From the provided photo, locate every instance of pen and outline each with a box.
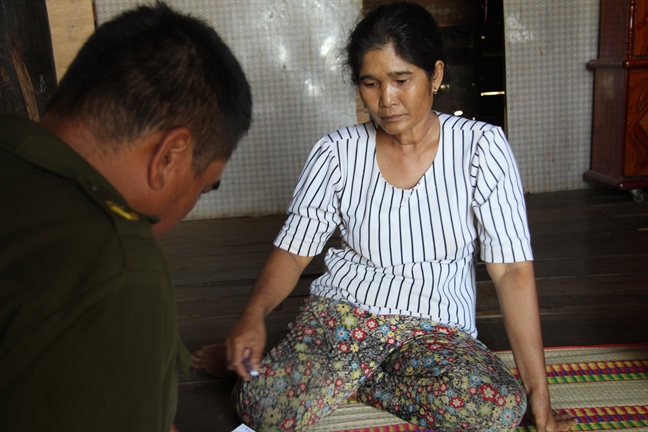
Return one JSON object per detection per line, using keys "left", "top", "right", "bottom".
{"left": 242, "top": 349, "right": 259, "bottom": 377}
{"left": 242, "top": 357, "right": 259, "bottom": 377}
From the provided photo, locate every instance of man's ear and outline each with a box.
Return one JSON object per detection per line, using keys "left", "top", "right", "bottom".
{"left": 148, "top": 127, "right": 193, "bottom": 191}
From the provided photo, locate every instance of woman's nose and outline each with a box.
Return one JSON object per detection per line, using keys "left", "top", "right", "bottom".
{"left": 380, "top": 85, "right": 397, "bottom": 107}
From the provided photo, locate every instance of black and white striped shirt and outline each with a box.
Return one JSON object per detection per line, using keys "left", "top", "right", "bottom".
{"left": 275, "top": 113, "right": 533, "bottom": 336}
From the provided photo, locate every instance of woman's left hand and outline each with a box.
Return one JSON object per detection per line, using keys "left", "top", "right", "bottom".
{"left": 487, "top": 261, "right": 577, "bottom": 432}
{"left": 527, "top": 391, "right": 577, "bottom": 431}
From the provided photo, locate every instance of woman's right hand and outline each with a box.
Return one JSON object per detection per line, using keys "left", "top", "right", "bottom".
{"left": 225, "top": 247, "right": 313, "bottom": 381}
{"left": 225, "top": 308, "right": 267, "bottom": 381}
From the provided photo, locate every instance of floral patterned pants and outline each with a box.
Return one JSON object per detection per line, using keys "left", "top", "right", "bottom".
{"left": 234, "top": 296, "right": 526, "bottom": 431}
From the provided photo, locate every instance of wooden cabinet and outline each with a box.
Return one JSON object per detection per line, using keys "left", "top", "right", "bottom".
{"left": 585, "top": 0, "right": 648, "bottom": 202}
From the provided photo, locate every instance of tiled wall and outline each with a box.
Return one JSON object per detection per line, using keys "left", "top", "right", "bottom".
{"left": 95, "top": 0, "right": 361, "bottom": 219}
{"left": 95, "top": 0, "right": 599, "bottom": 219}
{"left": 503, "top": 0, "right": 599, "bottom": 193}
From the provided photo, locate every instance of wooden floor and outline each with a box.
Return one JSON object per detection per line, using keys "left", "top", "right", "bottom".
{"left": 159, "top": 188, "right": 648, "bottom": 432}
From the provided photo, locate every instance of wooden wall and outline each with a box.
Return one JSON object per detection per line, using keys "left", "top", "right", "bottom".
{"left": 0, "top": 0, "right": 57, "bottom": 120}
{"left": 45, "top": 0, "right": 95, "bottom": 81}
{"left": 0, "top": 0, "right": 94, "bottom": 120}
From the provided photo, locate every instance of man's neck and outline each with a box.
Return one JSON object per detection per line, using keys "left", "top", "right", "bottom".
{"left": 38, "top": 112, "right": 149, "bottom": 208}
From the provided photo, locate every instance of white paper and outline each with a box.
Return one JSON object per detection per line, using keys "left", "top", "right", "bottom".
{"left": 232, "top": 424, "right": 256, "bottom": 432}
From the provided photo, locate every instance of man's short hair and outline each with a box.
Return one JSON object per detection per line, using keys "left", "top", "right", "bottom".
{"left": 46, "top": 1, "right": 252, "bottom": 173}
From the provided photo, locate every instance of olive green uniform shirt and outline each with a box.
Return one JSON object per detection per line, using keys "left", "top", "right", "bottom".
{"left": 0, "top": 114, "right": 191, "bottom": 431}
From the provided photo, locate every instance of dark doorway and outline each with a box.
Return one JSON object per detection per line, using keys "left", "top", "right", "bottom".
{"left": 363, "top": 0, "right": 507, "bottom": 129}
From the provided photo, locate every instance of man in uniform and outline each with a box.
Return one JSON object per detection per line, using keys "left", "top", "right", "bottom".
{"left": 0, "top": 3, "right": 251, "bottom": 430}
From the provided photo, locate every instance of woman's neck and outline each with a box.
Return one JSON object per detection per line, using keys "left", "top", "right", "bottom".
{"left": 377, "top": 110, "right": 440, "bottom": 154}
{"left": 375, "top": 111, "right": 441, "bottom": 189}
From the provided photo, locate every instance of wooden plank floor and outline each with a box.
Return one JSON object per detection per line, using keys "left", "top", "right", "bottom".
{"left": 160, "top": 188, "right": 648, "bottom": 432}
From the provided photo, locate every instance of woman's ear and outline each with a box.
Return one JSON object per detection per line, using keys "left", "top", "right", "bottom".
{"left": 148, "top": 127, "right": 193, "bottom": 191}
{"left": 432, "top": 60, "right": 445, "bottom": 92}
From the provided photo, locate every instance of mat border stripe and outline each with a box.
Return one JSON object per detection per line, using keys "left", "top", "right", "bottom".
{"left": 510, "top": 360, "right": 648, "bottom": 384}
{"left": 333, "top": 404, "right": 648, "bottom": 431}
{"left": 331, "top": 347, "right": 648, "bottom": 432}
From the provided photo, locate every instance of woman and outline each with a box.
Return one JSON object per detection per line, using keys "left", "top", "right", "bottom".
{"left": 218, "top": 2, "right": 576, "bottom": 431}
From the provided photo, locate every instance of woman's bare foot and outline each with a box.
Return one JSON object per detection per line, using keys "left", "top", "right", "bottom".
{"left": 191, "top": 344, "right": 236, "bottom": 378}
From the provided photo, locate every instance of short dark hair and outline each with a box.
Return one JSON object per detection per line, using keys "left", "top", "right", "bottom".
{"left": 46, "top": 1, "right": 252, "bottom": 174}
{"left": 345, "top": 1, "right": 446, "bottom": 86}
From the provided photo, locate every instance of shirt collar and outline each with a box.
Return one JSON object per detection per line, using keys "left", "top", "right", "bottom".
{"left": 0, "top": 114, "right": 159, "bottom": 224}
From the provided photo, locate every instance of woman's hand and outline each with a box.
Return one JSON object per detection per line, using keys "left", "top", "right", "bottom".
{"left": 527, "top": 390, "right": 577, "bottom": 431}
{"left": 225, "top": 308, "right": 267, "bottom": 381}
{"left": 224, "top": 247, "right": 313, "bottom": 381}
{"left": 486, "top": 261, "right": 576, "bottom": 432}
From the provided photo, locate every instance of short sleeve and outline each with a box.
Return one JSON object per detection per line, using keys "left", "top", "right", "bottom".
{"left": 274, "top": 138, "right": 342, "bottom": 256}
{"left": 470, "top": 127, "right": 533, "bottom": 263}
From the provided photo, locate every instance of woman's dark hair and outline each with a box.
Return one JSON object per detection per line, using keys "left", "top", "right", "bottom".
{"left": 46, "top": 2, "right": 252, "bottom": 174}
{"left": 345, "top": 1, "right": 446, "bottom": 85}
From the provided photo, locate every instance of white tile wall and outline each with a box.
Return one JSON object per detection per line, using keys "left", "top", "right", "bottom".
{"left": 503, "top": 0, "right": 599, "bottom": 193}
{"left": 95, "top": 0, "right": 600, "bottom": 218}
{"left": 95, "top": 0, "right": 360, "bottom": 219}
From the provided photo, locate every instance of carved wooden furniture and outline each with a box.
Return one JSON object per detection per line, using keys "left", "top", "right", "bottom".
{"left": 585, "top": 0, "right": 648, "bottom": 202}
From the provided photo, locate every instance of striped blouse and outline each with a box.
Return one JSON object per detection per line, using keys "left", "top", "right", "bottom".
{"left": 274, "top": 113, "right": 533, "bottom": 336}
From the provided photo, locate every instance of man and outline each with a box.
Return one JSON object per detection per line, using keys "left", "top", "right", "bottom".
{"left": 0, "top": 3, "right": 251, "bottom": 430}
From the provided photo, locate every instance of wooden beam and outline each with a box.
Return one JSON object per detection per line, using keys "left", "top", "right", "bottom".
{"left": 0, "top": 0, "right": 57, "bottom": 120}
{"left": 45, "top": 0, "right": 95, "bottom": 81}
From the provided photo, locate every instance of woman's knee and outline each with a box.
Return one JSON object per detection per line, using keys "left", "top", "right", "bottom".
{"left": 410, "top": 381, "right": 526, "bottom": 431}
